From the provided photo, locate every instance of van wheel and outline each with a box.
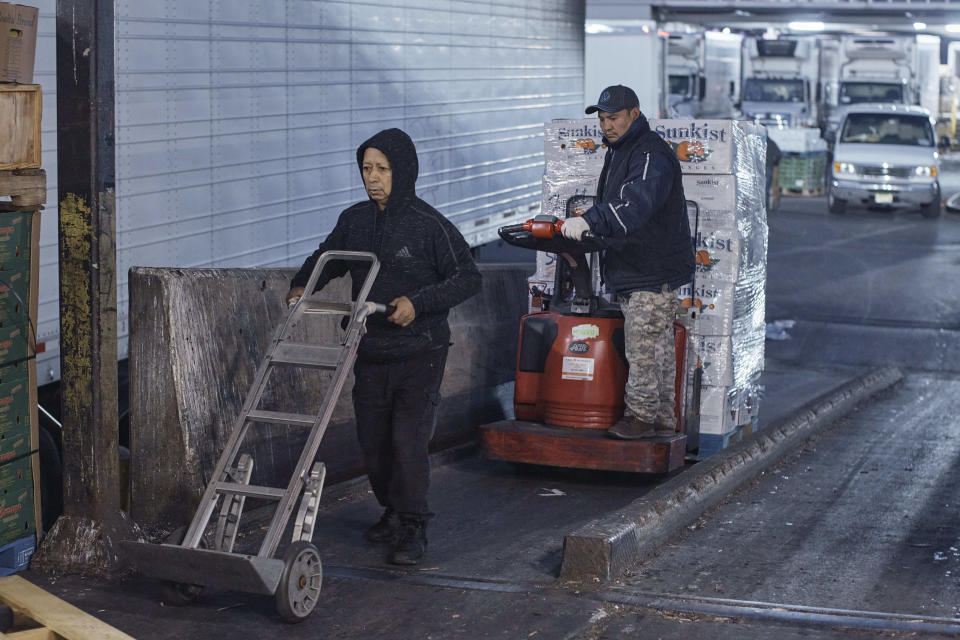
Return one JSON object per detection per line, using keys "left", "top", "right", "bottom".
{"left": 921, "top": 195, "right": 941, "bottom": 219}
{"left": 828, "top": 191, "right": 846, "bottom": 214}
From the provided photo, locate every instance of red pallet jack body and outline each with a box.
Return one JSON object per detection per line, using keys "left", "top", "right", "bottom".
{"left": 479, "top": 215, "right": 689, "bottom": 474}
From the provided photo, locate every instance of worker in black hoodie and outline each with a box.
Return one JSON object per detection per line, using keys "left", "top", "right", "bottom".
{"left": 286, "top": 128, "right": 482, "bottom": 565}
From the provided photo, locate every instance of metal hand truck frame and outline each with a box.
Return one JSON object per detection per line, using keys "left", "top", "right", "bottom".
{"left": 123, "top": 250, "right": 383, "bottom": 622}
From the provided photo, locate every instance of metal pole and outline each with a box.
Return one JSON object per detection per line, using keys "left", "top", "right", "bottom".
{"left": 32, "top": 0, "right": 139, "bottom": 577}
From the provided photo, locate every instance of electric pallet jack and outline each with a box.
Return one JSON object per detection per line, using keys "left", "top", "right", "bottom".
{"left": 479, "top": 213, "right": 692, "bottom": 474}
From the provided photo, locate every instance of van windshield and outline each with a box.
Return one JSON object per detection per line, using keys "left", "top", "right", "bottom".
{"left": 839, "top": 82, "right": 904, "bottom": 104}
{"left": 743, "top": 78, "right": 805, "bottom": 103}
{"left": 840, "top": 113, "right": 934, "bottom": 146}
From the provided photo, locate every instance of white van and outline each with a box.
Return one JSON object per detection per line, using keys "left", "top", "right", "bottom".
{"left": 828, "top": 103, "right": 940, "bottom": 217}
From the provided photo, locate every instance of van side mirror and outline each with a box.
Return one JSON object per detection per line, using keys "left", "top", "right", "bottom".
{"left": 939, "top": 135, "right": 951, "bottom": 150}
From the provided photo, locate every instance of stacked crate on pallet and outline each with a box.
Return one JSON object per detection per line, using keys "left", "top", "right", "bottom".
{"left": 0, "top": 17, "right": 43, "bottom": 572}
{"left": 652, "top": 120, "right": 768, "bottom": 459}
{"left": 769, "top": 127, "right": 828, "bottom": 196}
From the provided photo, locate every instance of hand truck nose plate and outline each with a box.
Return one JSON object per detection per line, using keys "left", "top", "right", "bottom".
{"left": 122, "top": 541, "right": 285, "bottom": 595}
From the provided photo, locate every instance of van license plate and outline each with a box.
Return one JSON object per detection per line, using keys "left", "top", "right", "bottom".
{"left": 874, "top": 193, "right": 894, "bottom": 204}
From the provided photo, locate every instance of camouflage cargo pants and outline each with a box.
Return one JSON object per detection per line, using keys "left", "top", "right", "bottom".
{"left": 618, "top": 286, "right": 680, "bottom": 425}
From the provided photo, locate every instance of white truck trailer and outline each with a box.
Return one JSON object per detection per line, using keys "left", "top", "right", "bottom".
{"left": 666, "top": 29, "right": 706, "bottom": 118}
{"left": 739, "top": 37, "right": 820, "bottom": 129}
{"left": 585, "top": 25, "right": 667, "bottom": 119}
{"left": 820, "top": 35, "right": 920, "bottom": 135}
{"left": 28, "top": 0, "right": 587, "bottom": 387}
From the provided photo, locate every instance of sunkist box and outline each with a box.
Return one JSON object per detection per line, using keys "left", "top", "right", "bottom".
{"left": 686, "top": 329, "right": 765, "bottom": 388}
{"left": 676, "top": 277, "right": 766, "bottom": 337}
{"left": 650, "top": 119, "right": 766, "bottom": 176}
{"left": 544, "top": 119, "right": 607, "bottom": 177}
{"left": 0, "top": 3, "right": 38, "bottom": 83}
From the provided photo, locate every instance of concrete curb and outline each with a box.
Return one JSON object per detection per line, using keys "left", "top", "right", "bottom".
{"left": 558, "top": 365, "right": 904, "bottom": 583}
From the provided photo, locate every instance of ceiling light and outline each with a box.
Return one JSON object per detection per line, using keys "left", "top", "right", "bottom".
{"left": 585, "top": 23, "right": 614, "bottom": 34}
{"left": 789, "top": 21, "right": 825, "bottom": 31}
{"left": 722, "top": 27, "right": 731, "bottom": 34}
{"left": 946, "top": 24, "right": 960, "bottom": 33}
{"left": 914, "top": 22, "right": 926, "bottom": 30}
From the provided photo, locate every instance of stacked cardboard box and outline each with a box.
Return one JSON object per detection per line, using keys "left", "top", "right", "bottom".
{"left": 529, "top": 120, "right": 606, "bottom": 310}
{"left": 651, "top": 120, "right": 768, "bottom": 458}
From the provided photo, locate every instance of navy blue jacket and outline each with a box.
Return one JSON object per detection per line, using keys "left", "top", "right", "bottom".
{"left": 292, "top": 128, "right": 482, "bottom": 362}
{"left": 581, "top": 114, "right": 695, "bottom": 294}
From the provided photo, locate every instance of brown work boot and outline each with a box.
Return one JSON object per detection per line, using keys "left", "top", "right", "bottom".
{"left": 606, "top": 416, "right": 657, "bottom": 440}
{"left": 655, "top": 424, "right": 678, "bottom": 437}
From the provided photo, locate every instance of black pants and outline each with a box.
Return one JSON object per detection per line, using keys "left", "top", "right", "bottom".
{"left": 352, "top": 347, "right": 448, "bottom": 523}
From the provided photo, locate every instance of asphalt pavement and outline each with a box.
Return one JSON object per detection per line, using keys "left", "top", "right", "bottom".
{"left": 22, "top": 190, "right": 960, "bottom": 639}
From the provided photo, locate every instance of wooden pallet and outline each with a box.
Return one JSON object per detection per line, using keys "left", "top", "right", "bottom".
{"left": 0, "top": 575, "right": 135, "bottom": 639}
{"left": 780, "top": 186, "right": 824, "bottom": 197}
{"left": 0, "top": 170, "right": 46, "bottom": 210}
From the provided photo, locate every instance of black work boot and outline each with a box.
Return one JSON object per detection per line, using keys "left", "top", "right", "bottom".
{"left": 388, "top": 521, "right": 427, "bottom": 566}
{"left": 606, "top": 415, "right": 657, "bottom": 440}
{"left": 365, "top": 508, "right": 400, "bottom": 544}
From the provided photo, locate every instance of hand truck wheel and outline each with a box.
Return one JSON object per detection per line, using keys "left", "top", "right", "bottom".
{"left": 159, "top": 526, "right": 206, "bottom": 606}
{"left": 275, "top": 541, "right": 323, "bottom": 623}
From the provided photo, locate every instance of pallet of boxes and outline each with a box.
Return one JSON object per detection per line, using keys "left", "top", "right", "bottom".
{"left": 769, "top": 127, "right": 828, "bottom": 196}
{"left": 0, "top": 1, "right": 42, "bottom": 574}
{"left": 527, "top": 120, "right": 607, "bottom": 311}
{"left": 652, "top": 120, "right": 768, "bottom": 458}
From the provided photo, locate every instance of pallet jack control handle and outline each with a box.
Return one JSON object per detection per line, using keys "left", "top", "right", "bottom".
{"left": 501, "top": 216, "right": 600, "bottom": 242}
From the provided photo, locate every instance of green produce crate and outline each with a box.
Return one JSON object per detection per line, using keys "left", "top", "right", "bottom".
{"left": 778, "top": 151, "right": 827, "bottom": 193}
{"left": 0, "top": 375, "right": 31, "bottom": 462}
{"left": 0, "top": 317, "right": 32, "bottom": 366}
{"left": 0, "top": 454, "right": 36, "bottom": 547}
{"left": 0, "top": 212, "right": 34, "bottom": 268}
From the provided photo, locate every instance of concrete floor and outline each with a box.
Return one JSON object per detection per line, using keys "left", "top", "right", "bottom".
{"left": 23, "top": 190, "right": 960, "bottom": 638}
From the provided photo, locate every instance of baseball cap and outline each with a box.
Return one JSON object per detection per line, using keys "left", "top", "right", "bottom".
{"left": 585, "top": 85, "right": 640, "bottom": 114}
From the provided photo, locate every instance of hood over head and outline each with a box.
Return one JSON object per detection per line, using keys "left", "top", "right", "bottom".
{"left": 357, "top": 128, "right": 419, "bottom": 212}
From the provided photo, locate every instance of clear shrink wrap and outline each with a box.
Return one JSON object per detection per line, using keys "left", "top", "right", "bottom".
{"left": 686, "top": 327, "right": 765, "bottom": 389}
{"left": 541, "top": 174, "right": 600, "bottom": 220}
{"left": 544, "top": 119, "right": 608, "bottom": 177}
{"left": 677, "top": 275, "right": 766, "bottom": 337}
{"left": 767, "top": 127, "right": 828, "bottom": 154}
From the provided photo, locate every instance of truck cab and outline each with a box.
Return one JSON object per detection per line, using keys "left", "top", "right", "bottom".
{"left": 667, "top": 31, "right": 705, "bottom": 118}
{"left": 821, "top": 36, "right": 918, "bottom": 137}
{"left": 739, "top": 38, "right": 819, "bottom": 128}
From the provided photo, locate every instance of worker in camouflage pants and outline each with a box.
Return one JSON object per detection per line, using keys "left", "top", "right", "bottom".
{"left": 620, "top": 287, "right": 680, "bottom": 432}
{"left": 561, "top": 85, "right": 694, "bottom": 440}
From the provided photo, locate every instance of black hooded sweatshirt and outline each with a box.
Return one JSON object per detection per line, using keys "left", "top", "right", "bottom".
{"left": 291, "top": 128, "right": 482, "bottom": 362}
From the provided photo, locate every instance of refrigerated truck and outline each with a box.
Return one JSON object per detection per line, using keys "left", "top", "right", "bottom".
{"left": 819, "top": 35, "right": 922, "bottom": 135}
{"left": 739, "top": 37, "right": 820, "bottom": 129}
{"left": 666, "top": 30, "right": 706, "bottom": 118}
{"left": 585, "top": 25, "right": 667, "bottom": 119}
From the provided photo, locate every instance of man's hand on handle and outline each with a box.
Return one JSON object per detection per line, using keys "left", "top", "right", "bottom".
{"left": 388, "top": 296, "right": 416, "bottom": 327}
{"left": 286, "top": 286, "right": 306, "bottom": 307}
{"left": 561, "top": 216, "right": 590, "bottom": 241}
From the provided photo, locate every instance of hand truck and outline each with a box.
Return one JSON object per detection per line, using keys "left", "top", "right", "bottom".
{"left": 123, "top": 250, "right": 385, "bottom": 623}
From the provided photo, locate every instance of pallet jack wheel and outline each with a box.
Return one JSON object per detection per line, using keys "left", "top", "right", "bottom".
{"left": 275, "top": 541, "right": 322, "bottom": 623}
{"left": 159, "top": 526, "right": 206, "bottom": 606}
